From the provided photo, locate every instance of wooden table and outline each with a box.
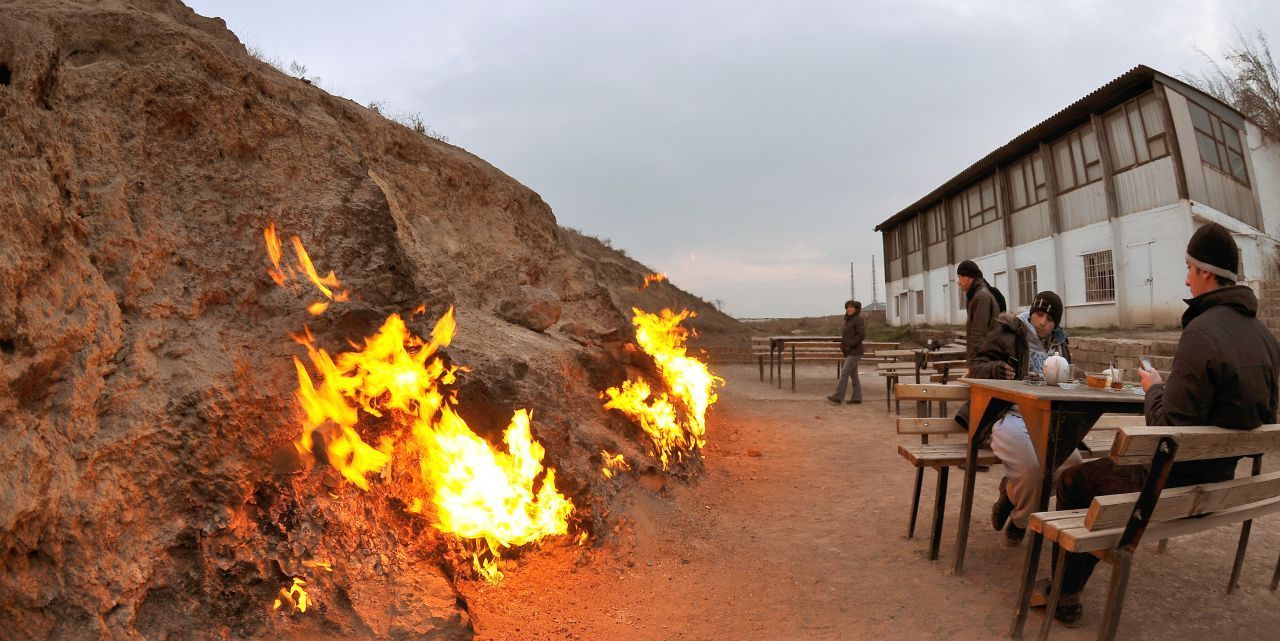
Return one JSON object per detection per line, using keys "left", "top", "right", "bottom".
{"left": 768, "top": 336, "right": 839, "bottom": 389}
{"left": 950, "top": 378, "right": 1147, "bottom": 637}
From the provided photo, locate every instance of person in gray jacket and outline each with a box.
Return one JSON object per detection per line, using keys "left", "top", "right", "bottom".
{"left": 957, "top": 260, "right": 1002, "bottom": 369}
{"left": 827, "top": 300, "right": 865, "bottom": 404}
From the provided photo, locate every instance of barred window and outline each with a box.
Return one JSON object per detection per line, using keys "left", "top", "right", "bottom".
{"left": 1083, "top": 250, "right": 1115, "bottom": 302}
{"left": 1017, "top": 266, "right": 1038, "bottom": 307}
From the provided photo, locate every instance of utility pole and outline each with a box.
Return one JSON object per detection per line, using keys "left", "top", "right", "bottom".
{"left": 850, "top": 262, "right": 856, "bottom": 300}
{"left": 871, "top": 255, "right": 880, "bottom": 307}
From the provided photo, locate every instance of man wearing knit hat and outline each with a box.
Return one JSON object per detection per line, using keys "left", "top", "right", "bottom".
{"left": 968, "top": 290, "right": 1077, "bottom": 546}
{"left": 957, "top": 260, "right": 1003, "bottom": 369}
{"left": 1036, "top": 222, "right": 1280, "bottom": 628}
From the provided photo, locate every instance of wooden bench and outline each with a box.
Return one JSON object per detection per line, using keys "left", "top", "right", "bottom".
{"left": 774, "top": 340, "right": 900, "bottom": 392}
{"left": 879, "top": 367, "right": 968, "bottom": 412}
{"left": 895, "top": 383, "right": 997, "bottom": 560}
{"left": 1022, "top": 423, "right": 1280, "bottom": 640}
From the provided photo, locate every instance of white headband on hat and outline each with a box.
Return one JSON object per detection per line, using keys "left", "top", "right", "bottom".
{"left": 1186, "top": 254, "right": 1238, "bottom": 282}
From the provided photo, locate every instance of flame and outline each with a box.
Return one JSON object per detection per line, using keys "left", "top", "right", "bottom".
{"left": 641, "top": 272, "right": 667, "bottom": 289}
{"left": 603, "top": 308, "right": 722, "bottom": 468}
{"left": 263, "top": 223, "right": 349, "bottom": 313}
{"left": 302, "top": 560, "right": 333, "bottom": 572}
{"left": 273, "top": 578, "right": 310, "bottom": 613}
{"left": 601, "top": 449, "right": 630, "bottom": 478}
{"left": 266, "top": 224, "right": 573, "bottom": 584}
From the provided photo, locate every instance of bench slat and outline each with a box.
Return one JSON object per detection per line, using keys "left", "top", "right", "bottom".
{"left": 1083, "top": 470, "right": 1280, "bottom": 531}
{"left": 1110, "top": 424, "right": 1280, "bottom": 465}
{"left": 898, "top": 444, "right": 999, "bottom": 467}
{"left": 897, "top": 417, "right": 966, "bottom": 435}
{"left": 1038, "top": 496, "right": 1280, "bottom": 553}
{"left": 894, "top": 383, "right": 970, "bottom": 402}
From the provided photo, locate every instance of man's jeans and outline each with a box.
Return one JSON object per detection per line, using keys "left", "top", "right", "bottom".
{"left": 832, "top": 354, "right": 862, "bottom": 401}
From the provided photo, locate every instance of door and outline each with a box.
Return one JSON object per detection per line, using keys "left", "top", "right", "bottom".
{"left": 1127, "top": 241, "right": 1154, "bottom": 326}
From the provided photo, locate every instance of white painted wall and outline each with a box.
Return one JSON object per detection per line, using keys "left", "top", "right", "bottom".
{"left": 1247, "top": 121, "right": 1280, "bottom": 240}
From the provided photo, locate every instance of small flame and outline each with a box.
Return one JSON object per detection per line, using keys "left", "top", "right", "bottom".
{"left": 263, "top": 222, "right": 349, "bottom": 314}
{"left": 601, "top": 449, "right": 630, "bottom": 478}
{"left": 273, "top": 577, "right": 310, "bottom": 613}
{"left": 640, "top": 273, "right": 667, "bottom": 289}
{"left": 302, "top": 560, "right": 333, "bottom": 572}
{"left": 603, "top": 308, "right": 722, "bottom": 469}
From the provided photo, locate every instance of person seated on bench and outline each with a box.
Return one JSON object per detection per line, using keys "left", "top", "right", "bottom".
{"left": 1040, "top": 222, "right": 1280, "bottom": 627}
{"left": 968, "top": 291, "right": 1079, "bottom": 547}
{"left": 827, "top": 299, "right": 865, "bottom": 405}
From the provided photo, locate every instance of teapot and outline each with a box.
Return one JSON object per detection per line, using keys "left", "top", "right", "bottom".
{"left": 1042, "top": 351, "right": 1071, "bottom": 385}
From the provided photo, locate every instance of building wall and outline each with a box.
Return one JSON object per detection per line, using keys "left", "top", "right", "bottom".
{"left": 1009, "top": 202, "right": 1051, "bottom": 245}
{"left": 1246, "top": 121, "right": 1280, "bottom": 240}
{"left": 1115, "top": 156, "right": 1180, "bottom": 215}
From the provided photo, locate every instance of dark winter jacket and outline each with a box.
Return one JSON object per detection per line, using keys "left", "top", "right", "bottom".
{"left": 965, "top": 280, "right": 1001, "bottom": 367}
{"left": 1145, "top": 285, "right": 1280, "bottom": 485}
{"left": 840, "top": 311, "right": 866, "bottom": 357}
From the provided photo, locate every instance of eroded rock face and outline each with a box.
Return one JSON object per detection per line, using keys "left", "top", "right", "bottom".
{"left": 496, "top": 286, "right": 563, "bottom": 333}
{"left": 0, "top": 2, "right": 746, "bottom": 638}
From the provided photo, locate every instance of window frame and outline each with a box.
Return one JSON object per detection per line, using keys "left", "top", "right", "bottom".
{"left": 1053, "top": 124, "right": 1104, "bottom": 195}
{"left": 1008, "top": 152, "right": 1049, "bottom": 213}
{"left": 1104, "top": 92, "right": 1171, "bottom": 173}
{"left": 951, "top": 175, "right": 1000, "bottom": 233}
{"left": 1188, "top": 99, "right": 1250, "bottom": 187}
{"left": 1016, "top": 266, "right": 1038, "bottom": 308}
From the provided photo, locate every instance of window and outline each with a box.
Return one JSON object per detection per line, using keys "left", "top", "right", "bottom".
{"left": 885, "top": 228, "right": 899, "bottom": 260}
{"left": 952, "top": 176, "right": 999, "bottom": 232}
{"left": 1103, "top": 92, "right": 1170, "bottom": 171}
{"left": 926, "top": 205, "right": 946, "bottom": 245}
{"left": 1008, "top": 152, "right": 1048, "bottom": 211}
{"left": 1017, "top": 266, "right": 1038, "bottom": 307}
{"left": 915, "top": 291, "right": 924, "bottom": 316}
{"left": 1052, "top": 124, "right": 1103, "bottom": 193}
{"left": 904, "top": 217, "right": 921, "bottom": 253}
{"left": 897, "top": 292, "right": 909, "bottom": 320}
{"left": 1188, "top": 100, "right": 1249, "bottom": 185}
{"left": 1083, "top": 251, "right": 1115, "bottom": 302}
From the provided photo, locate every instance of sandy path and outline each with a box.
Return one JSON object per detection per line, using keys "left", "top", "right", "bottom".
{"left": 464, "top": 364, "right": 1280, "bottom": 640}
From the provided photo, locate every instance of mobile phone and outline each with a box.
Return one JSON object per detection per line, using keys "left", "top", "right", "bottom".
{"left": 1140, "top": 357, "right": 1153, "bottom": 372}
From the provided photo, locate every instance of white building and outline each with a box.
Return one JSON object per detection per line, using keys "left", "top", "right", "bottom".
{"left": 875, "top": 65, "right": 1280, "bottom": 328}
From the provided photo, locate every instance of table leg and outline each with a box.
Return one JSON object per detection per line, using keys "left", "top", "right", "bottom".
{"left": 952, "top": 391, "right": 995, "bottom": 575}
{"left": 1009, "top": 405, "right": 1057, "bottom": 639}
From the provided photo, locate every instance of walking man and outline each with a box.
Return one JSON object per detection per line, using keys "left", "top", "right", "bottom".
{"left": 957, "top": 260, "right": 1001, "bottom": 369}
{"left": 1037, "top": 222, "right": 1280, "bottom": 627}
{"left": 828, "top": 300, "right": 865, "bottom": 404}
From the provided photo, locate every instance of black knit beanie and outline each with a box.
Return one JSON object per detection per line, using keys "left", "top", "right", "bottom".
{"left": 1186, "top": 222, "right": 1239, "bottom": 282}
{"left": 1029, "top": 290, "right": 1063, "bottom": 327}
{"left": 956, "top": 260, "right": 982, "bottom": 278}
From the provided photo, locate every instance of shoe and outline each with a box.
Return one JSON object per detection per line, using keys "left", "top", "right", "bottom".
{"left": 1004, "top": 523, "right": 1026, "bottom": 546}
{"left": 1029, "top": 579, "right": 1084, "bottom": 628}
{"left": 826, "top": 395, "right": 843, "bottom": 404}
{"left": 847, "top": 399, "right": 862, "bottom": 405}
{"left": 991, "top": 478, "right": 1013, "bottom": 531}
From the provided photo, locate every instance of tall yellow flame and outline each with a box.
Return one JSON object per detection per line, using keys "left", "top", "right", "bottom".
{"left": 603, "top": 308, "right": 723, "bottom": 468}
{"left": 266, "top": 224, "right": 574, "bottom": 583}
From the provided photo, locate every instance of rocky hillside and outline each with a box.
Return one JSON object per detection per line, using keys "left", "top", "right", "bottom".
{"left": 0, "top": 2, "right": 745, "bottom": 639}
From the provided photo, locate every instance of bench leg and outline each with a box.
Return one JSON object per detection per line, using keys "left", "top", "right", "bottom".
{"left": 1156, "top": 539, "right": 1168, "bottom": 554}
{"left": 1097, "top": 551, "right": 1134, "bottom": 641}
{"left": 1271, "top": 552, "right": 1280, "bottom": 591}
{"left": 1228, "top": 454, "right": 1263, "bottom": 593}
{"left": 928, "top": 466, "right": 949, "bottom": 561}
{"left": 1037, "top": 549, "right": 1070, "bottom": 641}
{"left": 1228, "top": 519, "right": 1254, "bottom": 594}
{"left": 907, "top": 467, "right": 924, "bottom": 539}
{"left": 885, "top": 377, "right": 892, "bottom": 412}
{"left": 758, "top": 355, "right": 764, "bottom": 382}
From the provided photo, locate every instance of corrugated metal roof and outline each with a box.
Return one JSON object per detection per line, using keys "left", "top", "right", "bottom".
{"left": 873, "top": 65, "right": 1239, "bottom": 231}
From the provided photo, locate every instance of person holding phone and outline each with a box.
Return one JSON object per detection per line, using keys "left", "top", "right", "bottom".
{"left": 1039, "top": 222, "right": 1280, "bottom": 627}
{"left": 965, "top": 291, "right": 1078, "bottom": 546}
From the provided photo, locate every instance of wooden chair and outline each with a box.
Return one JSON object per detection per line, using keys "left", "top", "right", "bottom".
{"left": 895, "top": 383, "right": 997, "bottom": 560}
{"left": 1024, "top": 424, "right": 1280, "bottom": 641}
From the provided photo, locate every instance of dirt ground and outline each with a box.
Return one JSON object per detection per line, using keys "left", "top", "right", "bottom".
{"left": 462, "top": 363, "right": 1280, "bottom": 640}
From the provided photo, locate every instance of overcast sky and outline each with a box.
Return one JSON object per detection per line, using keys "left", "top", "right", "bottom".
{"left": 187, "top": 0, "right": 1279, "bottom": 318}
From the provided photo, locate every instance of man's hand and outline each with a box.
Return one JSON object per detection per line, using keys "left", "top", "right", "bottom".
{"left": 1001, "top": 363, "right": 1016, "bottom": 380}
{"left": 1138, "top": 366, "right": 1162, "bottom": 392}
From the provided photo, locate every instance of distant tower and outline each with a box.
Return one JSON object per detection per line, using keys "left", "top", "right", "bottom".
{"left": 871, "top": 255, "right": 880, "bottom": 307}
{"left": 850, "top": 262, "right": 856, "bottom": 300}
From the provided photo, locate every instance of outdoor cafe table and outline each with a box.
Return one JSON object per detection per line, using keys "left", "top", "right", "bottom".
{"left": 951, "top": 378, "right": 1147, "bottom": 635}
{"left": 768, "top": 336, "right": 840, "bottom": 388}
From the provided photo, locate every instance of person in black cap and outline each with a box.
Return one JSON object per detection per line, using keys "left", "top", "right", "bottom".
{"left": 957, "top": 260, "right": 1003, "bottom": 369}
{"left": 967, "top": 290, "right": 1076, "bottom": 546}
{"left": 827, "top": 300, "right": 865, "bottom": 404}
{"left": 1036, "top": 222, "right": 1280, "bottom": 627}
